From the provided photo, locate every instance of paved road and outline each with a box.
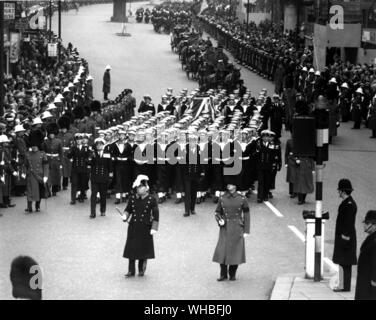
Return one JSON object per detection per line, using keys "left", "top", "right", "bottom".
{"left": 1, "top": 2, "right": 376, "bottom": 300}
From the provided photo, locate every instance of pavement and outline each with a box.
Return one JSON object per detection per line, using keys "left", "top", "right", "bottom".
{"left": 0, "top": 2, "right": 375, "bottom": 300}
{"left": 271, "top": 275, "right": 356, "bottom": 300}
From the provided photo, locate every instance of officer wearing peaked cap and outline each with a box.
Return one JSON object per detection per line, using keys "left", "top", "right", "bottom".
{"left": 57, "top": 116, "right": 73, "bottom": 191}
{"left": 355, "top": 210, "right": 376, "bottom": 300}
{"left": 89, "top": 138, "right": 113, "bottom": 218}
{"left": 122, "top": 175, "right": 159, "bottom": 278}
{"left": 67, "top": 133, "right": 91, "bottom": 204}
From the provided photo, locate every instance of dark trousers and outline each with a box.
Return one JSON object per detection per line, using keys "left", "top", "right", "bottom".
{"left": 104, "top": 92, "right": 108, "bottom": 100}
{"left": 298, "top": 193, "right": 307, "bottom": 202}
{"left": 183, "top": 177, "right": 198, "bottom": 213}
{"left": 71, "top": 172, "right": 87, "bottom": 201}
{"left": 289, "top": 183, "right": 294, "bottom": 195}
{"left": 128, "top": 259, "right": 147, "bottom": 274}
{"left": 257, "top": 170, "right": 271, "bottom": 201}
{"left": 372, "top": 129, "right": 376, "bottom": 137}
{"left": 27, "top": 200, "right": 40, "bottom": 210}
{"left": 62, "top": 177, "right": 69, "bottom": 189}
{"left": 90, "top": 182, "right": 108, "bottom": 216}
{"left": 220, "top": 264, "right": 238, "bottom": 278}
{"left": 340, "top": 265, "right": 352, "bottom": 291}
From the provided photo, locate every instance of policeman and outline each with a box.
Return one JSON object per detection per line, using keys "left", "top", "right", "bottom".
{"left": 57, "top": 116, "right": 73, "bottom": 191}
{"left": 333, "top": 179, "right": 358, "bottom": 292}
{"left": 213, "top": 183, "right": 250, "bottom": 281}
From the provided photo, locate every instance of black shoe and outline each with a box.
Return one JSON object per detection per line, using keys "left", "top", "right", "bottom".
{"left": 63, "top": 187, "right": 68, "bottom": 190}
{"left": 175, "top": 198, "right": 182, "bottom": 204}
{"left": 257, "top": 199, "right": 263, "bottom": 203}
{"left": 0, "top": 204, "right": 7, "bottom": 208}
{"left": 370, "top": 136, "right": 376, "bottom": 139}
{"left": 183, "top": 212, "right": 190, "bottom": 217}
{"left": 298, "top": 200, "right": 305, "bottom": 205}
{"left": 333, "top": 288, "right": 350, "bottom": 293}
{"left": 158, "top": 197, "right": 165, "bottom": 204}
{"left": 115, "top": 199, "right": 121, "bottom": 205}
{"left": 70, "top": 200, "right": 76, "bottom": 205}
{"left": 78, "top": 198, "right": 84, "bottom": 203}
{"left": 25, "top": 208, "right": 33, "bottom": 213}
{"left": 7, "top": 203, "right": 16, "bottom": 208}
{"left": 213, "top": 197, "right": 219, "bottom": 204}
{"left": 125, "top": 272, "right": 135, "bottom": 278}
{"left": 138, "top": 271, "right": 145, "bottom": 277}
{"left": 196, "top": 198, "right": 201, "bottom": 204}
{"left": 166, "top": 193, "right": 171, "bottom": 199}
{"left": 217, "top": 276, "right": 227, "bottom": 282}
{"left": 290, "top": 193, "right": 297, "bottom": 199}
{"left": 229, "top": 276, "right": 236, "bottom": 281}
{"left": 268, "top": 192, "right": 273, "bottom": 199}
{"left": 35, "top": 207, "right": 40, "bottom": 212}
{"left": 52, "top": 192, "right": 57, "bottom": 197}
{"left": 90, "top": 215, "right": 96, "bottom": 219}
{"left": 190, "top": 210, "right": 196, "bottom": 215}
{"left": 100, "top": 212, "right": 106, "bottom": 217}
{"left": 122, "top": 197, "right": 127, "bottom": 203}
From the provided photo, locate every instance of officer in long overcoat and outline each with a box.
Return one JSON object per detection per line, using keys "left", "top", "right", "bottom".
{"left": 332, "top": 179, "right": 357, "bottom": 292}
{"left": 57, "top": 116, "right": 73, "bottom": 190}
{"left": 122, "top": 175, "right": 159, "bottom": 277}
{"left": 213, "top": 183, "right": 250, "bottom": 281}
{"left": 102, "top": 65, "right": 111, "bottom": 100}
{"left": 355, "top": 210, "right": 376, "bottom": 300}
{"left": 25, "top": 130, "right": 49, "bottom": 213}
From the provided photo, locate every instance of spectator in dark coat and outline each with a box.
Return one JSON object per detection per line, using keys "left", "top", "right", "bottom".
{"left": 102, "top": 65, "right": 111, "bottom": 100}
{"left": 355, "top": 210, "right": 376, "bottom": 300}
{"left": 332, "top": 179, "right": 357, "bottom": 292}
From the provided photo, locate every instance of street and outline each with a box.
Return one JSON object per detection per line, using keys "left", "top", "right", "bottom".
{"left": 1, "top": 2, "right": 375, "bottom": 300}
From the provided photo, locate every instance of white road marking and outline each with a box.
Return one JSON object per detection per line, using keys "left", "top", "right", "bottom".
{"left": 323, "top": 257, "right": 339, "bottom": 273}
{"left": 288, "top": 225, "right": 305, "bottom": 242}
{"left": 264, "top": 201, "right": 284, "bottom": 217}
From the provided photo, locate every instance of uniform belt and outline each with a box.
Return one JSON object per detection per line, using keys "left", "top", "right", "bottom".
{"left": 46, "top": 153, "right": 59, "bottom": 157}
{"left": 239, "top": 157, "right": 250, "bottom": 160}
{"left": 116, "top": 157, "right": 128, "bottom": 161}
{"left": 63, "top": 147, "right": 70, "bottom": 150}
{"left": 134, "top": 159, "right": 148, "bottom": 164}
{"left": 157, "top": 158, "right": 170, "bottom": 161}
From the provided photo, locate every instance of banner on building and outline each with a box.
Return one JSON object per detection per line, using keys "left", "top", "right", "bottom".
{"left": 313, "top": 24, "right": 327, "bottom": 72}
{"left": 327, "top": 24, "right": 361, "bottom": 48}
{"left": 48, "top": 43, "right": 58, "bottom": 57}
{"left": 4, "top": 2, "right": 16, "bottom": 20}
{"left": 10, "top": 32, "right": 21, "bottom": 63}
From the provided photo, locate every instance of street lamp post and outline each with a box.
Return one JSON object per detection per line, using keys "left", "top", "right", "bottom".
{"left": 49, "top": 0, "right": 52, "bottom": 42}
{"left": 58, "top": 0, "right": 61, "bottom": 63}
{"left": 246, "top": 0, "right": 249, "bottom": 33}
{"left": 0, "top": 1, "right": 4, "bottom": 117}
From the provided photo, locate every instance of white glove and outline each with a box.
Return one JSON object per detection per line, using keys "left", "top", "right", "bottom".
{"left": 150, "top": 229, "right": 157, "bottom": 235}
{"left": 43, "top": 177, "right": 48, "bottom": 184}
{"left": 60, "top": 165, "right": 63, "bottom": 170}
{"left": 121, "top": 214, "right": 128, "bottom": 222}
{"left": 13, "top": 171, "right": 18, "bottom": 177}
{"left": 218, "top": 219, "right": 225, "bottom": 226}
{"left": 296, "top": 159, "right": 301, "bottom": 164}
{"left": 109, "top": 173, "right": 113, "bottom": 178}
{"left": 0, "top": 176, "right": 4, "bottom": 183}
{"left": 243, "top": 233, "right": 250, "bottom": 238}
{"left": 21, "top": 173, "right": 26, "bottom": 179}
{"left": 285, "top": 164, "right": 288, "bottom": 167}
